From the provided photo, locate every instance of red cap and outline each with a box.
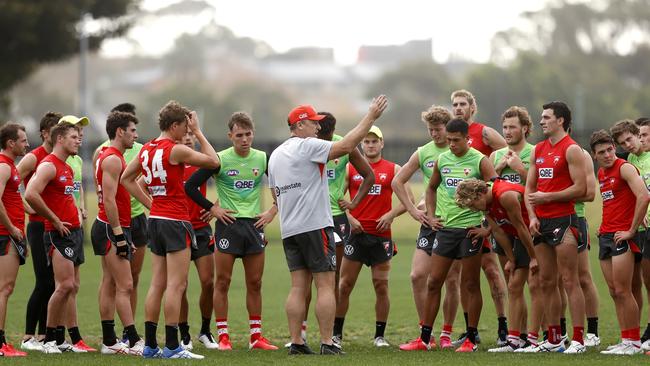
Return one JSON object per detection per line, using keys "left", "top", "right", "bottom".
{"left": 287, "top": 105, "right": 325, "bottom": 125}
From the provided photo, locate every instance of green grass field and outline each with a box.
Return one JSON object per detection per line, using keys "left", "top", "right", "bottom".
{"left": 3, "top": 184, "right": 647, "bottom": 365}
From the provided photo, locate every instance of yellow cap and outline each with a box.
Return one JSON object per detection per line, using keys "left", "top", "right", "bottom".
{"left": 58, "top": 115, "right": 89, "bottom": 127}
{"left": 368, "top": 125, "right": 383, "bottom": 140}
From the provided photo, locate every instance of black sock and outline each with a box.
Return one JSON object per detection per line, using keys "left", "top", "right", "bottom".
{"left": 144, "top": 321, "right": 158, "bottom": 349}
{"left": 124, "top": 324, "right": 141, "bottom": 348}
{"left": 587, "top": 317, "right": 598, "bottom": 336}
{"left": 420, "top": 325, "right": 432, "bottom": 345}
{"left": 101, "top": 320, "right": 117, "bottom": 346}
{"left": 542, "top": 330, "right": 548, "bottom": 341}
{"left": 56, "top": 326, "right": 65, "bottom": 345}
{"left": 498, "top": 316, "right": 508, "bottom": 332}
{"left": 122, "top": 328, "right": 128, "bottom": 340}
{"left": 560, "top": 318, "right": 567, "bottom": 335}
{"left": 178, "top": 322, "right": 190, "bottom": 344}
{"left": 333, "top": 317, "right": 345, "bottom": 338}
{"left": 200, "top": 317, "right": 210, "bottom": 335}
{"left": 463, "top": 312, "right": 469, "bottom": 330}
{"left": 68, "top": 326, "right": 82, "bottom": 344}
{"left": 642, "top": 323, "right": 650, "bottom": 342}
{"left": 165, "top": 325, "right": 179, "bottom": 350}
{"left": 0, "top": 329, "right": 5, "bottom": 345}
{"left": 375, "top": 321, "right": 386, "bottom": 338}
{"left": 45, "top": 327, "right": 57, "bottom": 343}
{"left": 520, "top": 333, "right": 528, "bottom": 342}
{"left": 467, "top": 327, "right": 478, "bottom": 344}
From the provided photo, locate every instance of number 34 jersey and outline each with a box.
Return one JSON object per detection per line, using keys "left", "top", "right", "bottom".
{"left": 139, "top": 138, "right": 189, "bottom": 221}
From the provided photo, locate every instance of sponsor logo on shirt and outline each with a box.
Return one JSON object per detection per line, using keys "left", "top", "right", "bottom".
{"left": 601, "top": 190, "right": 614, "bottom": 201}
{"left": 502, "top": 174, "right": 521, "bottom": 183}
{"left": 536, "top": 158, "right": 545, "bottom": 164}
{"left": 445, "top": 177, "right": 464, "bottom": 188}
{"left": 148, "top": 185, "right": 167, "bottom": 196}
{"left": 226, "top": 169, "right": 239, "bottom": 176}
{"left": 73, "top": 181, "right": 81, "bottom": 192}
{"left": 538, "top": 168, "right": 553, "bottom": 179}
{"left": 274, "top": 182, "right": 301, "bottom": 196}
{"left": 426, "top": 161, "right": 435, "bottom": 168}
{"left": 326, "top": 169, "right": 335, "bottom": 180}
{"left": 64, "top": 186, "right": 75, "bottom": 195}
{"left": 369, "top": 184, "right": 382, "bottom": 195}
{"left": 59, "top": 175, "right": 68, "bottom": 182}
{"left": 441, "top": 167, "right": 451, "bottom": 174}
{"left": 352, "top": 174, "right": 363, "bottom": 181}
{"left": 234, "top": 180, "right": 255, "bottom": 190}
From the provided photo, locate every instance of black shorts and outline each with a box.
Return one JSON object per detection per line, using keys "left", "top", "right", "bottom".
{"left": 192, "top": 225, "right": 215, "bottom": 261}
{"left": 215, "top": 218, "right": 266, "bottom": 258}
{"left": 576, "top": 217, "right": 590, "bottom": 252}
{"left": 344, "top": 232, "right": 393, "bottom": 267}
{"left": 598, "top": 232, "right": 642, "bottom": 261}
{"left": 45, "top": 228, "right": 84, "bottom": 266}
{"left": 492, "top": 235, "right": 530, "bottom": 269}
{"left": 432, "top": 227, "right": 482, "bottom": 259}
{"left": 332, "top": 214, "right": 351, "bottom": 247}
{"left": 534, "top": 214, "right": 579, "bottom": 247}
{"left": 130, "top": 213, "right": 149, "bottom": 248}
{"left": 282, "top": 227, "right": 336, "bottom": 273}
{"left": 90, "top": 219, "right": 133, "bottom": 259}
{"left": 0, "top": 235, "right": 27, "bottom": 265}
{"left": 147, "top": 218, "right": 196, "bottom": 256}
{"left": 416, "top": 225, "right": 436, "bottom": 256}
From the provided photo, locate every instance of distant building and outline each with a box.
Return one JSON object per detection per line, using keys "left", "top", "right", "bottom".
{"left": 357, "top": 39, "right": 432, "bottom": 65}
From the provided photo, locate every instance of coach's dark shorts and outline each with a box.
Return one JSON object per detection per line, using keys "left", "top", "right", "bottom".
{"left": 215, "top": 218, "right": 266, "bottom": 258}
{"left": 416, "top": 225, "right": 436, "bottom": 256}
{"left": 598, "top": 232, "right": 641, "bottom": 262}
{"left": 432, "top": 227, "right": 482, "bottom": 259}
{"left": 534, "top": 214, "right": 580, "bottom": 247}
{"left": 90, "top": 219, "right": 133, "bottom": 259}
{"left": 492, "top": 235, "right": 530, "bottom": 269}
{"left": 130, "top": 213, "right": 149, "bottom": 248}
{"left": 192, "top": 225, "right": 215, "bottom": 261}
{"left": 147, "top": 218, "right": 196, "bottom": 256}
{"left": 45, "top": 228, "right": 84, "bottom": 266}
{"left": 0, "top": 235, "right": 27, "bottom": 265}
{"left": 344, "top": 232, "right": 393, "bottom": 267}
{"left": 332, "top": 214, "right": 351, "bottom": 247}
{"left": 282, "top": 227, "right": 336, "bottom": 273}
{"left": 576, "top": 216, "right": 590, "bottom": 253}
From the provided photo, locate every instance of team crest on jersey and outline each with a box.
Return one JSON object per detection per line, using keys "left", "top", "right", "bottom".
{"left": 379, "top": 173, "right": 388, "bottom": 182}
{"left": 536, "top": 158, "right": 545, "bottom": 164}
{"left": 463, "top": 168, "right": 472, "bottom": 176}
{"left": 352, "top": 174, "right": 363, "bottom": 181}
{"left": 426, "top": 161, "right": 435, "bottom": 168}
{"left": 226, "top": 169, "right": 239, "bottom": 176}
{"left": 610, "top": 177, "right": 615, "bottom": 184}
{"left": 64, "top": 247, "right": 74, "bottom": 257}
{"left": 12, "top": 175, "right": 18, "bottom": 182}
{"left": 553, "top": 156, "right": 561, "bottom": 165}
{"left": 468, "top": 138, "right": 474, "bottom": 146}
{"left": 441, "top": 167, "right": 451, "bottom": 174}
{"left": 252, "top": 168, "right": 260, "bottom": 176}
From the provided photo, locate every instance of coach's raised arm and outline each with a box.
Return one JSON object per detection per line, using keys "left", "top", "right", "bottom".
{"left": 327, "top": 95, "right": 388, "bottom": 160}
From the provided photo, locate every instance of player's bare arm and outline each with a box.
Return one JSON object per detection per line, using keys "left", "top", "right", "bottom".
{"left": 392, "top": 151, "right": 424, "bottom": 220}
{"left": 577, "top": 150, "right": 596, "bottom": 203}
{"left": 483, "top": 126, "right": 507, "bottom": 151}
{"left": 339, "top": 148, "right": 375, "bottom": 211}
{"left": 614, "top": 163, "right": 650, "bottom": 244}
{"left": 524, "top": 149, "right": 540, "bottom": 235}
{"left": 423, "top": 160, "right": 442, "bottom": 229}
{"left": 0, "top": 164, "right": 22, "bottom": 240}
{"left": 24, "top": 163, "right": 69, "bottom": 236}
{"left": 501, "top": 191, "right": 537, "bottom": 273}
{"left": 120, "top": 158, "right": 152, "bottom": 209}
{"left": 170, "top": 112, "right": 219, "bottom": 168}
{"left": 376, "top": 164, "right": 411, "bottom": 232}
{"left": 329, "top": 95, "right": 387, "bottom": 160}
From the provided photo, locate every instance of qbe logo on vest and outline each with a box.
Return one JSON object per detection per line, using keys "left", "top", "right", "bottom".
{"left": 538, "top": 168, "right": 553, "bottom": 179}
{"left": 368, "top": 184, "right": 382, "bottom": 195}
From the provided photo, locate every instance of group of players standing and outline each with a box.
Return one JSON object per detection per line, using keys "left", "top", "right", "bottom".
{"left": 0, "top": 88, "right": 649, "bottom": 358}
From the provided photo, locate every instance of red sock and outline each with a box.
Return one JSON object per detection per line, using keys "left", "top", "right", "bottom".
{"left": 249, "top": 315, "right": 262, "bottom": 342}
{"left": 549, "top": 325, "right": 562, "bottom": 344}
{"left": 572, "top": 326, "right": 584, "bottom": 344}
{"left": 623, "top": 328, "right": 640, "bottom": 341}
{"left": 215, "top": 318, "right": 229, "bottom": 341}
{"left": 440, "top": 324, "right": 453, "bottom": 340}
{"left": 527, "top": 332, "right": 539, "bottom": 346}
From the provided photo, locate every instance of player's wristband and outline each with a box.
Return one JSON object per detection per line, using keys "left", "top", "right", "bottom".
{"left": 115, "top": 233, "right": 126, "bottom": 243}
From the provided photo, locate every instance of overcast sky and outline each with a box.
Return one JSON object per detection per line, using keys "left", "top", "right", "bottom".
{"left": 101, "top": 0, "right": 549, "bottom": 64}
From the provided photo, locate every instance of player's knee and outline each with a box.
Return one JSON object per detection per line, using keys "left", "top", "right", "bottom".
{"left": 246, "top": 277, "right": 262, "bottom": 293}
{"left": 426, "top": 276, "right": 444, "bottom": 294}
{"left": 463, "top": 278, "right": 481, "bottom": 295}
{"left": 410, "top": 270, "right": 426, "bottom": 285}
{"left": 57, "top": 280, "right": 76, "bottom": 296}
{"left": 0, "top": 280, "right": 15, "bottom": 298}
{"left": 507, "top": 280, "right": 524, "bottom": 297}
{"left": 216, "top": 275, "right": 231, "bottom": 293}
{"left": 372, "top": 279, "right": 389, "bottom": 296}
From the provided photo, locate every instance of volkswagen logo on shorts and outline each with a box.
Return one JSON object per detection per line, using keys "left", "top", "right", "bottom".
{"left": 344, "top": 245, "right": 354, "bottom": 256}
{"left": 64, "top": 247, "right": 74, "bottom": 257}
{"left": 219, "top": 238, "right": 230, "bottom": 249}
{"left": 418, "top": 237, "right": 428, "bottom": 248}
{"left": 432, "top": 238, "right": 439, "bottom": 249}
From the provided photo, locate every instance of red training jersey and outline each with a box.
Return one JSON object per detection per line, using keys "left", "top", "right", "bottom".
{"left": 598, "top": 158, "right": 638, "bottom": 233}
{"left": 0, "top": 154, "right": 24, "bottom": 235}
{"left": 488, "top": 179, "right": 529, "bottom": 237}
{"left": 183, "top": 164, "right": 209, "bottom": 229}
{"left": 140, "top": 138, "right": 189, "bottom": 221}
{"left": 468, "top": 122, "right": 493, "bottom": 156}
{"left": 96, "top": 146, "right": 131, "bottom": 227}
{"left": 348, "top": 158, "right": 395, "bottom": 238}
{"left": 532, "top": 134, "right": 577, "bottom": 219}
{"left": 40, "top": 154, "right": 80, "bottom": 231}
{"left": 25, "top": 146, "right": 49, "bottom": 223}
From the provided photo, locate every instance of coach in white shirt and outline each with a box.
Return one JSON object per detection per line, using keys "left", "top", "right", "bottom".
{"left": 269, "top": 96, "right": 387, "bottom": 355}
